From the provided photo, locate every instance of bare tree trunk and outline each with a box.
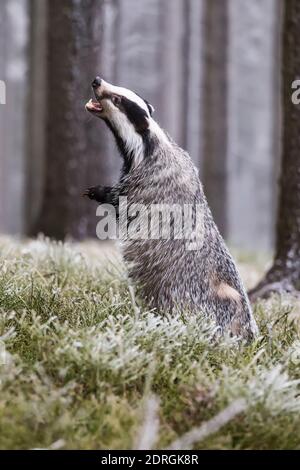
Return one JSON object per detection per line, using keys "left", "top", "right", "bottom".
{"left": 158, "top": 0, "right": 186, "bottom": 145}
{"left": 26, "top": 0, "right": 47, "bottom": 236}
{"left": 249, "top": 0, "right": 300, "bottom": 300}
{"left": 0, "top": 0, "right": 29, "bottom": 235}
{"left": 34, "top": 0, "right": 111, "bottom": 240}
{"left": 226, "top": 0, "right": 281, "bottom": 252}
{"left": 184, "top": 0, "right": 205, "bottom": 168}
{"left": 202, "top": 0, "right": 228, "bottom": 236}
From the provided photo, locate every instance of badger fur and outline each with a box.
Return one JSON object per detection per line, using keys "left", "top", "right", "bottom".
{"left": 85, "top": 77, "right": 258, "bottom": 341}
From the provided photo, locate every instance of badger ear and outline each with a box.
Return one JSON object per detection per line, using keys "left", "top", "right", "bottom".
{"left": 135, "top": 91, "right": 155, "bottom": 116}
{"left": 145, "top": 100, "right": 155, "bottom": 116}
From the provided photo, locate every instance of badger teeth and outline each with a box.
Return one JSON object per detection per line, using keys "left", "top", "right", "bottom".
{"left": 86, "top": 98, "right": 103, "bottom": 113}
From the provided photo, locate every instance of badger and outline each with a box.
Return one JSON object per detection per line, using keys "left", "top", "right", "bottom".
{"left": 85, "top": 77, "right": 258, "bottom": 341}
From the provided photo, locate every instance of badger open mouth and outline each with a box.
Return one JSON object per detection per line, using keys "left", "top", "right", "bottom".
{"left": 86, "top": 98, "right": 103, "bottom": 113}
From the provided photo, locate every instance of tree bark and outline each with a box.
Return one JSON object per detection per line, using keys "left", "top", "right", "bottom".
{"left": 226, "top": 0, "right": 281, "bottom": 252}
{"left": 26, "top": 0, "right": 47, "bottom": 236}
{"left": 34, "top": 0, "right": 112, "bottom": 240}
{"left": 249, "top": 0, "right": 300, "bottom": 300}
{"left": 0, "top": 0, "right": 28, "bottom": 235}
{"left": 202, "top": 0, "right": 229, "bottom": 237}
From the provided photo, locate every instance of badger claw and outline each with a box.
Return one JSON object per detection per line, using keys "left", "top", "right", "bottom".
{"left": 83, "top": 187, "right": 97, "bottom": 200}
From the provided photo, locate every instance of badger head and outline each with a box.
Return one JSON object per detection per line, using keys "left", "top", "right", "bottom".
{"left": 86, "top": 77, "right": 168, "bottom": 169}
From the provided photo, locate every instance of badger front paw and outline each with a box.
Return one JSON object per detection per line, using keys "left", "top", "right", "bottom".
{"left": 83, "top": 185, "right": 113, "bottom": 203}
{"left": 83, "top": 186, "right": 100, "bottom": 201}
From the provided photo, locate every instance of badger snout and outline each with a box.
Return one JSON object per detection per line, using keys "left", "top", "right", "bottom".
{"left": 92, "top": 76, "right": 102, "bottom": 89}
{"left": 92, "top": 76, "right": 103, "bottom": 101}
{"left": 85, "top": 76, "right": 104, "bottom": 115}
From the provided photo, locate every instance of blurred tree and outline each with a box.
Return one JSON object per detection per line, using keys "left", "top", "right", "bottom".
{"left": 226, "top": 0, "right": 281, "bottom": 252}
{"left": 26, "top": 0, "right": 47, "bottom": 236}
{"left": 31, "top": 0, "right": 116, "bottom": 239}
{"left": 202, "top": 0, "right": 228, "bottom": 236}
{"left": 0, "top": 0, "right": 28, "bottom": 235}
{"left": 249, "top": 0, "right": 300, "bottom": 300}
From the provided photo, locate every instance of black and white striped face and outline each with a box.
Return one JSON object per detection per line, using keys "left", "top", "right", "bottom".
{"left": 86, "top": 77, "right": 168, "bottom": 169}
{"left": 86, "top": 77, "right": 154, "bottom": 131}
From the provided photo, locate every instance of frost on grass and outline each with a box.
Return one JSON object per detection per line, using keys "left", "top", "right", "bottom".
{"left": 0, "top": 237, "right": 300, "bottom": 449}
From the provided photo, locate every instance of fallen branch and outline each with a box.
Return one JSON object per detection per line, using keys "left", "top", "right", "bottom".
{"left": 135, "top": 394, "right": 160, "bottom": 450}
{"left": 167, "top": 398, "right": 247, "bottom": 450}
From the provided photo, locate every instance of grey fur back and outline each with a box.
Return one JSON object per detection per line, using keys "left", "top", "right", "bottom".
{"left": 115, "top": 139, "right": 258, "bottom": 341}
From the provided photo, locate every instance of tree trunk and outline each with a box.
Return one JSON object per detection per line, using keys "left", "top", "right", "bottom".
{"left": 34, "top": 0, "right": 112, "bottom": 240}
{"left": 249, "top": 0, "right": 300, "bottom": 300}
{"left": 184, "top": 0, "right": 205, "bottom": 168}
{"left": 0, "top": 0, "right": 29, "bottom": 235}
{"left": 202, "top": 0, "right": 229, "bottom": 237}
{"left": 226, "top": 0, "right": 281, "bottom": 252}
{"left": 26, "top": 0, "right": 47, "bottom": 236}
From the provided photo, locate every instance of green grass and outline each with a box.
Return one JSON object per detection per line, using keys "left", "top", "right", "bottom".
{"left": 0, "top": 237, "right": 300, "bottom": 449}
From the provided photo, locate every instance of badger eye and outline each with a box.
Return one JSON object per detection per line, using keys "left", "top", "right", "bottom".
{"left": 112, "top": 95, "right": 121, "bottom": 107}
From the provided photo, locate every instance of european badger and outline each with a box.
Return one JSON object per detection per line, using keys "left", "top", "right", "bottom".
{"left": 85, "top": 77, "right": 258, "bottom": 341}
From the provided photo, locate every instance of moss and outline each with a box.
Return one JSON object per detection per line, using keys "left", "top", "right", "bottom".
{"left": 0, "top": 237, "right": 299, "bottom": 449}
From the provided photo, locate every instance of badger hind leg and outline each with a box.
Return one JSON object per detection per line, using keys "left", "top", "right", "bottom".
{"left": 213, "top": 281, "right": 258, "bottom": 342}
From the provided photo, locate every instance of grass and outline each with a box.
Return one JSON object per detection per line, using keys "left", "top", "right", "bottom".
{"left": 0, "top": 236, "right": 300, "bottom": 449}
